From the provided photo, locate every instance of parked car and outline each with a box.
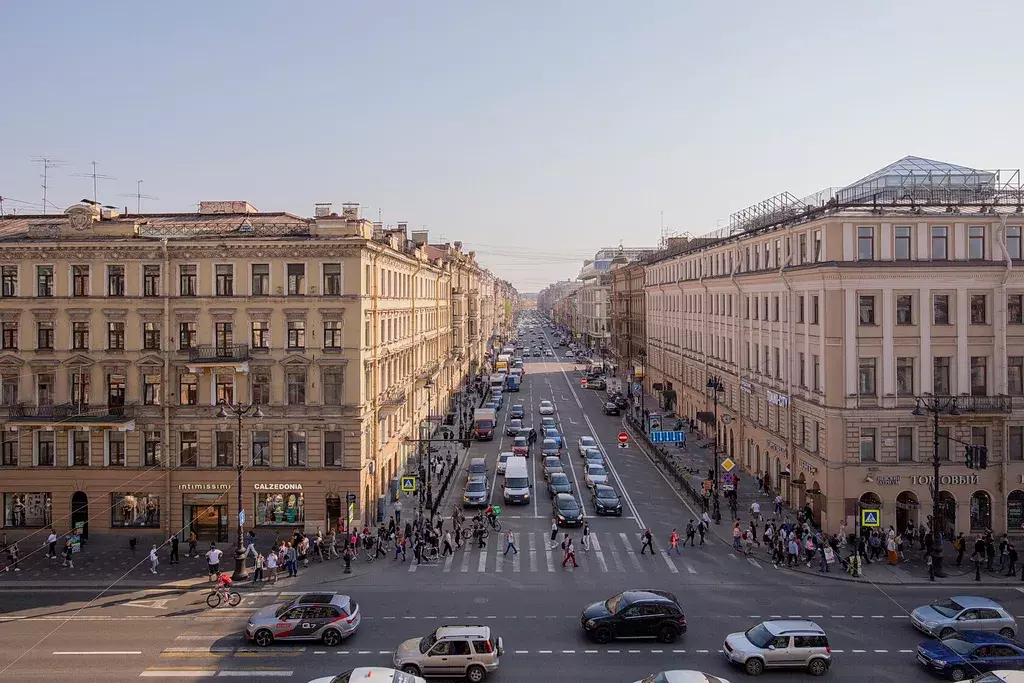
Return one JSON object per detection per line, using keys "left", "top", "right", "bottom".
{"left": 581, "top": 590, "right": 686, "bottom": 644}
{"left": 585, "top": 378, "right": 606, "bottom": 390}
{"left": 911, "top": 596, "right": 1017, "bottom": 639}
{"left": 584, "top": 449, "right": 605, "bottom": 468}
{"left": 723, "top": 620, "right": 830, "bottom": 676}
{"left": 591, "top": 484, "right": 622, "bottom": 516}
{"left": 246, "top": 592, "right": 361, "bottom": 647}
{"left": 392, "top": 625, "right": 503, "bottom": 682}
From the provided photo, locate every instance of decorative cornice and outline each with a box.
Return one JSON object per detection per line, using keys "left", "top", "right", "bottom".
{"left": 174, "top": 308, "right": 200, "bottom": 322}
{"left": 137, "top": 308, "right": 163, "bottom": 321}
{"left": 284, "top": 308, "right": 308, "bottom": 320}
{"left": 102, "top": 308, "right": 128, "bottom": 320}
{"left": 0, "top": 309, "right": 22, "bottom": 322}
{"left": 65, "top": 308, "right": 93, "bottom": 322}
{"left": 318, "top": 308, "right": 345, "bottom": 321}
{"left": 208, "top": 308, "right": 236, "bottom": 323}
{"left": 246, "top": 307, "right": 273, "bottom": 322}
{"left": 30, "top": 308, "right": 57, "bottom": 319}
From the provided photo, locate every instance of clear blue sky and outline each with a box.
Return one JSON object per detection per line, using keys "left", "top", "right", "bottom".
{"left": 3, "top": 1, "right": 1023, "bottom": 291}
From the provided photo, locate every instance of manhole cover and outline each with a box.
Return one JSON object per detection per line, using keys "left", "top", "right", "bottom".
{"left": 473, "top": 597, "right": 489, "bottom": 605}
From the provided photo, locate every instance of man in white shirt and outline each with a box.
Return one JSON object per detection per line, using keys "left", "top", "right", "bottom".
{"left": 750, "top": 501, "right": 761, "bottom": 522}
{"left": 46, "top": 530, "right": 58, "bottom": 559}
{"left": 206, "top": 544, "right": 223, "bottom": 581}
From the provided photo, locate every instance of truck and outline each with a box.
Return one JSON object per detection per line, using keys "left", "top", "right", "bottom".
{"left": 489, "top": 373, "right": 507, "bottom": 393}
{"left": 506, "top": 373, "right": 521, "bottom": 391}
{"left": 473, "top": 408, "right": 497, "bottom": 440}
{"left": 495, "top": 353, "right": 512, "bottom": 374}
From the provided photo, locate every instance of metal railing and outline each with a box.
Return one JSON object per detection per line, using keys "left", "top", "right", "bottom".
{"left": 188, "top": 344, "right": 251, "bottom": 363}
{"left": 8, "top": 402, "right": 136, "bottom": 422}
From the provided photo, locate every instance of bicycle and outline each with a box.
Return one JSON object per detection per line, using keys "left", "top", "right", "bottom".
{"left": 206, "top": 586, "right": 242, "bottom": 608}
{"left": 462, "top": 526, "right": 489, "bottom": 541}
{"left": 487, "top": 516, "right": 502, "bottom": 532}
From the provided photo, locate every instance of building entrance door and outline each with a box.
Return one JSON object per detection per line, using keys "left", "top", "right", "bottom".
{"left": 186, "top": 504, "right": 227, "bottom": 542}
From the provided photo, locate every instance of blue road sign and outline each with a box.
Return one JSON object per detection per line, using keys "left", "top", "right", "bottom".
{"left": 650, "top": 430, "right": 685, "bottom": 443}
{"left": 861, "top": 509, "right": 880, "bottom": 527}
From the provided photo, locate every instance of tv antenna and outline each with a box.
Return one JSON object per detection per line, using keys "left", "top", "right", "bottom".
{"left": 118, "top": 180, "right": 159, "bottom": 214}
{"left": 72, "top": 161, "right": 117, "bottom": 205}
{"left": 31, "top": 156, "right": 70, "bottom": 214}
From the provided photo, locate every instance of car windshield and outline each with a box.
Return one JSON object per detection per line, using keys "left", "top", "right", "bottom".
{"left": 581, "top": 438, "right": 595, "bottom": 446}
{"left": 498, "top": 454, "right": 510, "bottom": 463}
{"left": 551, "top": 474, "right": 568, "bottom": 484}
{"left": 558, "top": 498, "right": 579, "bottom": 511}
{"left": 478, "top": 419, "right": 495, "bottom": 428}
{"left": 274, "top": 603, "right": 292, "bottom": 619}
{"left": 506, "top": 477, "right": 529, "bottom": 488}
{"left": 419, "top": 631, "right": 438, "bottom": 654}
{"left": 467, "top": 481, "right": 486, "bottom": 493}
{"left": 931, "top": 599, "right": 964, "bottom": 617}
{"left": 588, "top": 466, "right": 607, "bottom": 476}
{"left": 543, "top": 440, "right": 557, "bottom": 448}
{"left": 942, "top": 638, "right": 975, "bottom": 655}
{"left": 598, "top": 489, "right": 617, "bottom": 500}
{"left": 509, "top": 419, "right": 522, "bottom": 428}
{"left": 328, "top": 673, "right": 353, "bottom": 683}
{"left": 745, "top": 623, "right": 775, "bottom": 648}
{"left": 540, "top": 402, "right": 552, "bottom": 408}
{"left": 513, "top": 437, "right": 528, "bottom": 447}
{"left": 605, "top": 593, "right": 630, "bottom": 614}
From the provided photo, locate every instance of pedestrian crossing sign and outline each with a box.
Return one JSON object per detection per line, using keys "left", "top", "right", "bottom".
{"left": 721, "top": 458, "right": 735, "bottom": 472}
{"left": 400, "top": 476, "right": 417, "bottom": 493}
{"left": 861, "top": 509, "right": 880, "bottom": 527}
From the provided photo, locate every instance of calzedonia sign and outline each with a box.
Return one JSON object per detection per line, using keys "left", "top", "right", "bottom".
{"left": 253, "top": 484, "right": 304, "bottom": 491}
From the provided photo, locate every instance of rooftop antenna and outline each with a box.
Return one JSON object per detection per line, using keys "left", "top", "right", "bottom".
{"left": 118, "top": 180, "right": 159, "bottom": 214}
{"left": 31, "top": 157, "right": 70, "bottom": 214}
{"left": 72, "top": 161, "right": 116, "bottom": 205}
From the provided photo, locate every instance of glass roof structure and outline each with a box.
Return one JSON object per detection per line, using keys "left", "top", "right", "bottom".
{"left": 836, "top": 156, "right": 997, "bottom": 204}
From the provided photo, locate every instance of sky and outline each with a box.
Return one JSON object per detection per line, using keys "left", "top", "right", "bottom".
{"left": 3, "top": 1, "right": 1024, "bottom": 292}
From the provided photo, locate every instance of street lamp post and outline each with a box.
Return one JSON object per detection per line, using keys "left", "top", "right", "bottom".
{"left": 706, "top": 376, "right": 725, "bottom": 524}
{"left": 217, "top": 400, "right": 265, "bottom": 581}
{"left": 912, "top": 396, "right": 960, "bottom": 578}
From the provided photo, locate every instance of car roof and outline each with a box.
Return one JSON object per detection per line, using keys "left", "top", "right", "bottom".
{"left": 345, "top": 667, "right": 422, "bottom": 682}
{"left": 953, "top": 630, "right": 1019, "bottom": 645}
{"left": 540, "top": 400, "right": 552, "bottom": 404}
{"left": 435, "top": 624, "right": 492, "bottom": 640}
{"left": 587, "top": 462, "right": 606, "bottom": 470}
{"left": 470, "top": 457, "right": 486, "bottom": 465}
{"left": 619, "top": 589, "right": 680, "bottom": 605}
{"left": 498, "top": 453, "right": 511, "bottom": 460}
{"left": 467, "top": 475, "right": 487, "bottom": 484}
{"left": 555, "top": 493, "right": 578, "bottom": 504}
{"left": 550, "top": 472, "right": 569, "bottom": 481}
{"left": 543, "top": 438, "right": 558, "bottom": 444}
{"left": 580, "top": 436, "right": 595, "bottom": 442}
{"left": 762, "top": 619, "right": 825, "bottom": 636}
{"left": 291, "top": 592, "right": 350, "bottom": 607}
{"left": 594, "top": 484, "right": 616, "bottom": 494}
{"left": 951, "top": 596, "right": 1003, "bottom": 609}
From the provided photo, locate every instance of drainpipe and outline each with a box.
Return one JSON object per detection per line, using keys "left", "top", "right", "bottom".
{"left": 729, "top": 249, "right": 746, "bottom": 472}
{"left": 698, "top": 270, "right": 709, "bottom": 424}
{"left": 161, "top": 239, "right": 172, "bottom": 537}
{"left": 997, "top": 214, "right": 1013, "bottom": 511}
{"left": 369, "top": 249, "right": 380, "bottom": 527}
{"left": 778, "top": 230, "right": 796, "bottom": 500}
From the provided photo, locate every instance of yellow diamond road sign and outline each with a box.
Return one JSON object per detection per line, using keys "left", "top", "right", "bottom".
{"left": 721, "top": 458, "right": 735, "bottom": 472}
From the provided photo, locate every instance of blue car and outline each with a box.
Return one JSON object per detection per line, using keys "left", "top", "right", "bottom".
{"left": 544, "top": 428, "right": 562, "bottom": 448}
{"left": 916, "top": 630, "right": 1024, "bottom": 681}
{"left": 510, "top": 405, "right": 525, "bottom": 420}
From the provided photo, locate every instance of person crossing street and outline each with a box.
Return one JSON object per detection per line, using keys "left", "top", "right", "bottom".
{"left": 504, "top": 530, "right": 518, "bottom": 555}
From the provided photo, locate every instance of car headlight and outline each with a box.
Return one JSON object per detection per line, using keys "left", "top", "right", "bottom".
{"left": 523, "top": 493, "right": 529, "bottom": 499}
{"left": 924, "top": 621, "right": 939, "bottom": 629}
{"left": 558, "top": 514, "right": 565, "bottom": 521}
{"left": 463, "top": 495, "right": 471, "bottom": 501}
{"left": 585, "top": 619, "right": 595, "bottom": 628}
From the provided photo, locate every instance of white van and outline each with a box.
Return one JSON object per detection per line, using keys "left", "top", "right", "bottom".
{"left": 503, "top": 457, "right": 531, "bottom": 505}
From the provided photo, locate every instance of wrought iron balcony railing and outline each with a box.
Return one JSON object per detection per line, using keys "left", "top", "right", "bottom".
{"left": 380, "top": 386, "right": 407, "bottom": 407}
{"left": 188, "top": 344, "right": 251, "bottom": 363}
{"left": 8, "top": 402, "right": 136, "bottom": 422}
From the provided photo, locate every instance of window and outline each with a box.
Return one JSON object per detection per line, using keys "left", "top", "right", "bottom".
{"left": 858, "top": 296, "right": 875, "bottom": 325}
{"left": 255, "top": 488, "right": 305, "bottom": 525}
{"left": 70, "top": 371, "right": 89, "bottom": 406}
{"left": 0, "top": 266, "right": 17, "bottom": 297}
{"left": 4, "top": 493, "right": 51, "bottom": 526}
{"left": 251, "top": 264, "right": 269, "bottom": 296}
{"left": 179, "top": 373, "right": 198, "bottom": 405}
{"left": 970, "top": 294, "right": 987, "bottom": 324}
{"left": 812, "top": 354, "right": 820, "bottom": 391}
{"left": 797, "top": 295, "right": 804, "bottom": 323}
{"left": 1009, "top": 294, "right": 1023, "bottom": 324}
{"left": 107, "top": 321, "right": 125, "bottom": 350}
{"left": 287, "top": 263, "right": 305, "bottom": 295}
{"left": 798, "top": 352, "right": 806, "bottom": 387}
{"left": 35, "top": 321, "right": 52, "bottom": 350}
{"left": 971, "top": 356, "right": 987, "bottom": 396}
{"left": 1, "top": 376, "right": 17, "bottom": 405}
{"left": 287, "top": 371, "right": 306, "bottom": 405}
{"left": 179, "top": 265, "right": 196, "bottom": 296}
{"left": 971, "top": 426, "right": 987, "bottom": 451}
{"left": 143, "top": 374, "right": 161, "bottom": 406}
{"left": 215, "top": 375, "right": 234, "bottom": 404}
{"left": 143, "top": 322, "right": 160, "bottom": 350}
{"left": 323, "top": 370, "right": 344, "bottom": 405}
{"left": 933, "top": 357, "right": 951, "bottom": 395}
{"left": 107, "top": 431, "right": 125, "bottom": 466}
{"left": 287, "top": 321, "right": 305, "bottom": 349}
{"left": 111, "top": 492, "right": 160, "bottom": 528}
{"left": 72, "top": 431, "right": 89, "bottom": 466}
{"left": 798, "top": 234, "right": 807, "bottom": 263}
{"left": 179, "top": 432, "right": 197, "bottom": 467}
{"left": 772, "top": 296, "right": 779, "bottom": 321}
{"left": 858, "top": 358, "right": 876, "bottom": 396}
{"left": 72, "top": 265, "right": 90, "bottom": 296}
{"left": 813, "top": 229, "right": 822, "bottom": 261}
{"left": 107, "top": 374, "right": 125, "bottom": 406}
{"left": 179, "top": 322, "right": 196, "bottom": 350}
{"left": 215, "top": 322, "right": 233, "bottom": 353}
{"left": 933, "top": 294, "right": 950, "bottom": 324}
{"left": 251, "top": 372, "right": 270, "bottom": 406}
{"left": 1008, "top": 226, "right": 1022, "bottom": 260}
{"left": 36, "top": 372, "right": 54, "bottom": 406}
{"left": 215, "top": 264, "right": 234, "bottom": 296}
{"left": 37, "top": 434, "right": 54, "bottom": 467}
{"left": 1009, "top": 426, "right": 1024, "bottom": 461}
{"left": 896, "top": 357, "right": 914, "bottom": 395}
{"left": 857, "top": 227, "right": 874, "bottom": 260}
{"left": 324, "top": 321, "right": 343, "bottom": 348}
{"left": 107, "top": 265, "right": 125, "bottom": 297}
{"left": 898, "top": 427, "right": 914, "bottom": 462}
{"left": 215, "top": 432, "right": 233, "bottom": 467}
{"left": 1009, "top": 357, "right": 1024, "bottom": 395}
{"left": 1, "top": 438, "right": 16, "bottom": 467}
{"left": 969, "top": 226, "right": 985, "bottom": 259}
{"left": 36, "top": 266, "right": 52, "bottom": 297}
{"left": 324, "top": 430, "right": 344, "bottom": 467}
{"left": 251, "top": 431, "right": 270, "bottom": 466}
{"left": 859, "top": 427, "right": 877, "bottom": 462}
{"left": 894, "top": 226, "right": 911, "bottom": 260}
{"left": 251, "top": 321, "right": 269, "bottom": 349}
{"left": 931, "top": 226, "right": 948, "bottom": 260}
{"left": 323, "top": 263, "right": 342, "bottom": 295}
{"left": 810, "top": 295, "right": 819, "bottom": 324}
{"left": 287, "top": 431, "right": 306, "bottom": 467}
{"left": 896, "top": 295, "right": 913, "bottom": 325}
{"left": 143, "top": 432, "right": 161, "bottom": 466}
{"left": 143, "top": 265, "right": 161, "bottom": 297}
{"left": 1, "top": 322, "right": 17, "bottom": 350}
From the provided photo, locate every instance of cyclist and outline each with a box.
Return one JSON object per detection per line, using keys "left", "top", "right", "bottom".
{"left": 485, "top": 504, "right": 498, "bottom": 529}
{"left": 214, "top": 572, "right": 233, "bottom": 599}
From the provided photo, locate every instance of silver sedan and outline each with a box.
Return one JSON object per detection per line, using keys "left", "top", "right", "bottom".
{"left": 910, "top": 596, "right": 1017, "bottom": 639}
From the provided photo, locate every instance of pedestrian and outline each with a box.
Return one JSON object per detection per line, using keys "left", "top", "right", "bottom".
{"left": 561, "top": 535, "right": 578, "bottom": 568}
{"left": 46, "top": 528, "right": 57, "bottom": 559}
{"left": 504, "top": 530, "right": 518, "bottom": 555}
{"left": 774, "top": 494, "right": 783, "bottom": 516}
{"left": 697, "top": 518, "right": 708, "bottom": 547}
{"left": 581, "top": 521, "right": 591, "bottom": 552}
{"left": 669, "top": 528, "right": 681, "bottom": 555}
{"left": 61, "top": 539, "right": 74, "bottom": 568}
{"left": 394, "top": 499, "right": 403, "bottom": 525}
{"left": 148, "top": 544, "right": 159, "bottom": 574}
{"left": 129, "top": 536, "right": 138, "bottom": 555}
{"left": 886, "top": 534, "right": 898, "bottom": 565}
{"left": 549, "top": 519, "right": 559, "bottom": 550}
{"left": 1008, "top": 544, "right": 1019, "bottom": 577}
{"left": 685, "top": 520, "right": 696, "bottom": 547}
{"left": 206, "top": 544, "right": 223, "bottom": 580}
{"left": 732, "top": 521, "right": 742, "bottom": 551}
{"left": 442, "top": 531, "right": 453, "bottom": 557}
{"left": 253, "top": 553, "right": 265, "bottom": 584}
{"left": 1000, "top": 536, "right": 1009, "bottom": 571}
{"left": 187, "top": 531, "right": 198, "bottom": 559}
{"left": 286, "top": 542, "right": 298, "bottom": 577}
{"left": 168, "top": 534, "right": 180, "bottom": 564}
{"left": 953, "top": 533, "right": 965, "bottom": 567}
{"left": 266, "top": 549, "right": 279, "bottom": 583}
{"left": 640, "top": 527, "right": 655, "bottom": 555}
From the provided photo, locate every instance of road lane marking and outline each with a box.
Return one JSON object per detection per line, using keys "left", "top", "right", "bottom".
{"left": 590, "top": 534, "right": 609, "bottom": 572}
{"left": 512, "top": 534, "right": 521, "bottom": 572}
{"left": 619, "top": 532, "right": 644, "bottom": 571}
{"left": 495, "top": 546, "right": 504, "bottom": 573}
{"left": 661, "top": 551, "right": 679, "bottom": 573}
{"left": 460, "top": 546, "right": 471, "bottom": 572}
{"left": 545, "top": 538, "right": 555, "bottom": 571}
{"left": 217, "top": 673, "right": 293, "bottom": 678}
{"left": 478, "top": 548, "right": 487, "bottom": 572}
{"left": 54, "top": 651, "right": 141, "bottom": 655}
{"left": 528, "top": 532, "right": 538, "bottom": 572}
{"left": 686, "top": 563, "right": 697, "bottom": 574}
{"left": 140, "top": 672, "right": 217, "bottom": 678}
{"left": 443, "top": 549, "right": 454, "bottom": 572}
{"left": 747, "top": 557, "right": 762, "bottom": 569}
{"left": 605, "top": 533, "right": 626, "bottom": 571}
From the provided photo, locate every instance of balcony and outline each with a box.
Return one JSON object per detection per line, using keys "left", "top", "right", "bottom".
{"left": 944, "top": 395, "right": 1017, "bottom": 414}
{"left": 186, "top": 344, "right": 251, "bottom": 373}
{"left": 378, "top": 386, "right": 407, "bottom": 415}
{"left": 7, "top": 403, "right": 136, "bottom": 429}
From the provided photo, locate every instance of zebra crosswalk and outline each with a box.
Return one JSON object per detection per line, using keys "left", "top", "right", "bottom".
{"left": 403, "top": 532, "right": 764, "bottom": 575}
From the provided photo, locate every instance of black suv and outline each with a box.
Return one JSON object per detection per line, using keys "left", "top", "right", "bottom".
{"left": 581, "top": 590, "right": 686, "bottom": 644}
{"left": 603, "top": 402, "right": 621, "bottom": 416}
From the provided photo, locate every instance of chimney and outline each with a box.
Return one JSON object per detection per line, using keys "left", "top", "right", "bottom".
{"left": 411, "top": 230, "right": 429, "bottom": 246}
{"left": 314, "top": 202, "right": 332, "bottom": 217}
{"left": 341, "top": 203, "right": 360, "bottom": 219}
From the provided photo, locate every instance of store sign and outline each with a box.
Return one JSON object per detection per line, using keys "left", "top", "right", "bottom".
{"left": 254, "top": 484, "right": 304, "bottom": 491}
{"left": 798, "top": 461, "right": 815, "bottom": 474}
{"left": 178, "top": 484, "right": 229, "bottom": 491}
{"left": 876, "top": 475, "right": 902, "bottom": 485}
{"left": 909, "top": 474, "right": 980, "bottom": 486}
{"left": 766, "top": 439, "right": 788, "bottom": 458}
{"left": 767, "top": 390, "right": 790, "bottom": 408}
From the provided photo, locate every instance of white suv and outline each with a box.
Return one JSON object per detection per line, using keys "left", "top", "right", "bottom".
{"left": 393, "top": 625, "right": 503, "bottom": 682}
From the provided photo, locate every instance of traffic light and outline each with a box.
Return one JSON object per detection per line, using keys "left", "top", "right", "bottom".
{"left": 964, "top": 445, "right": 990, "bottom": 470}
{"left": 965, "top": 445, "right": 974, "bottom": 469}
{"left": 978, "top": 445, "right": 988, "bottom": 469}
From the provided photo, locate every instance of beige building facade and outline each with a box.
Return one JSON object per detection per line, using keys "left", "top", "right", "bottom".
{"left": 643, "top": 157, "right": 1024, "bottom": 537}
{"left": 0, "top": 200, "right": 509, "bottom": 540}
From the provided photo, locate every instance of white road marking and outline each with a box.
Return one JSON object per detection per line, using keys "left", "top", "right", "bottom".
{"left": 460, "top": 546, "right": 471, "bottom": 573}
{"left": 495, "top": 546, "right": 504, "bottom": 573}
{"left": 512, "top": 534, "right": 522, "bottom": 572}
{"left": 478, "top": 549, "right": 487, "bottom": 572}
{"left": 747, "top": 557, "right": 762, "bottom": 569}
{"left": 55, "top": 651, "right": 141, "bottom": 655}
{"left": 218, "top": 673, "right": 292, "bottom": 678}
{"left": 661, "top": 551, "right": 679, "bottom": 573}
{"left": 443, "top": 549, "right": 455, "bottom": 572}
{"left": 545, "top": 538, "right": 555, "bottom": 572}
{"left": 620, "top": 532, "right": 644, "bottom": 571}
{"left": 686, "top": 563, "right": 697, "bottom": 574}
{"left": 590, "top": 534, "right": 609, "bottom": 572}
{"left": 140, "top": 673, "right": 216, "bottom": 678}
{"left": 528, "top": 532, "right": 538, "bottom": 572}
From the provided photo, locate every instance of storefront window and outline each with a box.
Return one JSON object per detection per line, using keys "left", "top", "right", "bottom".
{"left": 1008, "top": 491, "right": 1024, "bottom": 532}
{"left": 110, "top": 493, "right": 161, "bottom": 528}
{"left": 255, "top": 491, "right": 305, "bottom": 526}
{"left": 3, "top": 492, "right": 51, "bottom": 528}
{"left": 970, "top": 491, "right": 992, "bottom": 532}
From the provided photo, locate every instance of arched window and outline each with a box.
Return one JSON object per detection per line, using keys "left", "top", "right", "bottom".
{"left": 970, "top": 491, "right": 992, "bottom": 532}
